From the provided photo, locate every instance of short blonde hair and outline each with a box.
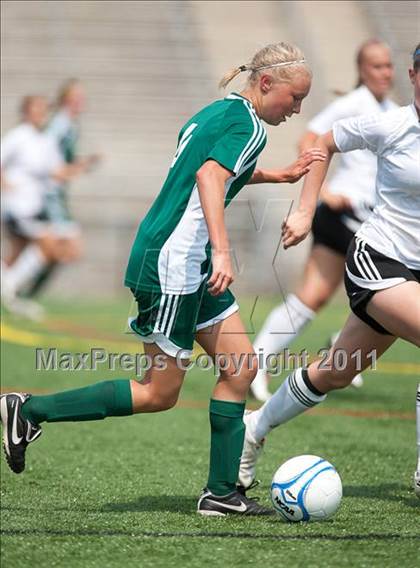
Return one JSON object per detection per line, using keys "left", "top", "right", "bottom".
{"left": 56, "top": 78, "right": 82, "bottom": 107}
{"left": 219, "top": 42, "right": 310, "bottom": 89}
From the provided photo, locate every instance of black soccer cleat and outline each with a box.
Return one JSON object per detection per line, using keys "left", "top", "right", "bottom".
{"left": 0, "top": 393, "right": 42, "bottom": 474}
{"left": 197, "top": 488, "right": 275, "bottom": 516}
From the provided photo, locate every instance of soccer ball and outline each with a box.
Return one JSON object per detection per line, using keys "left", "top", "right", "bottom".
{"left": 270, "top": 454, "right": 342, "bottom": 522}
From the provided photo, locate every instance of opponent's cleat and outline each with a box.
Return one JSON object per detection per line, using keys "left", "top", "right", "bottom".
{"left": 414, "top": 471, "right": 420, "bottom": 499}
{"left": 0, "top": 393, "right": 42, "bottom": 474}
{"left": 238, "top": 410, "right": 265, "bottom": 490}
{"left": 197, "top": 488, "right": 275, "bottom": 516}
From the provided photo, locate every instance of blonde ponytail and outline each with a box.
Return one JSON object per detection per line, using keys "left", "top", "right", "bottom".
{"left": 219, "top": 42, "right": 310, "bottom": 89}
{"left": 219, "top": 65, "right": 249, "bottom": 89}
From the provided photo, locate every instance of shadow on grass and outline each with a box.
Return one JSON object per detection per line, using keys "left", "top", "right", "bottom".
{"left": 0, "top": 496, "right": 197, "bottom": 515}
{"left": 1, "top": 528, "right": 420, "bottom": 541}
{"left": 344, "top": 483, "right": 419, "bottom": 508}
{"left": 101, "top": 495, "right": 197, "bottom": 514}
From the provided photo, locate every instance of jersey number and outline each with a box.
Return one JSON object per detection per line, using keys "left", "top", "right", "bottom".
{"left": 170, "top": 123, "right": 198, "bottom": 168}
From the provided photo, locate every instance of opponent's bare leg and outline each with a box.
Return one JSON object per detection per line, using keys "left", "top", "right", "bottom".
{"left": 295, "top": 244, "right": 345, "bottom": 311}
{"left": 239, "top": 309, "right": 396, "bottom": 489}
{"left": 251, "top": 244, "right": 357, "bottom": 401}
{"left": 366, "top": 281, "right": 420, "bottom": 347}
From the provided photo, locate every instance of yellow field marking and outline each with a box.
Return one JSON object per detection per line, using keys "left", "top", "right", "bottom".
{"left": 1, "top": 322, "right": 143, "bottom": 355}
{"left": 1, "top": 322, "right": 419, "bottom": 376}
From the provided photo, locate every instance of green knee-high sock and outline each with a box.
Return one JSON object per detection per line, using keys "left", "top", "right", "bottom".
{"left": 207, "top": 398, "right": 246, "bottom": 496}
{"left": 21, "top": 380, "right": 133, "bottom": 425}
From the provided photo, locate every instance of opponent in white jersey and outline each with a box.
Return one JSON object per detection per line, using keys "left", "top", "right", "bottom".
{"left": 1, "top": 96, "right": 87, "bottom": 314}
{"left": 251, "top": 40, "right": 396, "bottom": 401}
{"left": 1, "top": 100, "right": 62, "bottom": 222}
{"left": 335, "top": 104, "right": 419, "bottom": 271}
{"left": 239, "top": 44, "right": 420, "bottom": 499}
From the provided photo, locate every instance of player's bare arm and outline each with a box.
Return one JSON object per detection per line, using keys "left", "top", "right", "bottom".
{"left": 248, "top": 147, "right": 326, "bottom": 185}
{"left": 196, "top": 159, "right": 234, "bottom": 296}
{"left": 282, "top": 131, "right": 338, "bottom": 248}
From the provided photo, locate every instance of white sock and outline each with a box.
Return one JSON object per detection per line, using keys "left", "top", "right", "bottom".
{"left": 252, "top": 294, "right": 315, "bottom": 387}
{"left": 248, "top": 367, "right": 327, "bottom": 443}
{"left": 3, "top": 245, "right": 47, "bottom": 295}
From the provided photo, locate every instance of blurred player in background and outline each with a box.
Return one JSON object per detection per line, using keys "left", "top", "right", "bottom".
{"left": 25, "top": 79, "right": 101, "bottom": 297}
{"left": 251, "top": 39, "right": 397, "bottom": 402}
{"left": 239, "top": 44, "right": 420, "bottom": 498}
{"left": 1, "top": 42, "right": 326, "bottom": 516}
{"left": 1, "top": 95, "right": 88, "bottom": 318}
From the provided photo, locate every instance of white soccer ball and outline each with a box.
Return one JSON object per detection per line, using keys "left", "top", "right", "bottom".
{"left": 270, "top": 454, "right": 342, "bottom": 522}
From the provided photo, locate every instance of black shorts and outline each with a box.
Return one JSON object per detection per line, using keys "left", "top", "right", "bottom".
{"left": 345, "top": 237, "right": 420, "bottom": 334}
{"left": 312, "top": 202, "right": 367, "bottom": 256}
{"left": 3, "top": 211, "right": 50, "bottom": 239}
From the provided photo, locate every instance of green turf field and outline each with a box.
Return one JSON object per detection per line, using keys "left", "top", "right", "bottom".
{"left": 1, "top": 297, "right": 419, "bottom": 567}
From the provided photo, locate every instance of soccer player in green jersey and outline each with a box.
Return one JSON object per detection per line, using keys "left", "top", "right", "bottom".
{"left": 1, "top": 42, "right": 325, "bottom": 516}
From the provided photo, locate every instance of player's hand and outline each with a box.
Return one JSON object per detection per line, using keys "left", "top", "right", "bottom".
{"left": 282, "top": 209, "right": 313, "bottom": 249}
{"left": 208, "top": 250, "right": 234, "bottom": 296}
{"left": 282, "top": 149, "right": 327, "bottom": 184}
{"left": 322, "top": 192, "right": 352, "bottom": 211}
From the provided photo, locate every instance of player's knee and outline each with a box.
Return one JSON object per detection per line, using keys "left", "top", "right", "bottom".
{"left": 63, "top": 239, "right": 83, "bottom": 261}
{"left": 221, "top": 354, "right": 258, "bottom": 385}
{"left": 297, "top": 283, "right": 335, "bottom": 312}
{"left": 246, "top": 355, "right": 259, "bottom": 383}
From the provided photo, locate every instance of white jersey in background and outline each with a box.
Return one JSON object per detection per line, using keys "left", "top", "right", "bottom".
{"left": 1, "top": 124, "right": 62, "bottom": 218}
{"left": 308, "top": 85, "right": 398, "bottom": 218}
{"left": 333, "top": 104, "right": 420, "bottom": 270}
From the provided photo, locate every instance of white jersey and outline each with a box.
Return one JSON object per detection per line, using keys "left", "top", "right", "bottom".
{"left": 308, "top": 85, "right": 397, "bottom": 216}
{"left": 333, "top": 104, "right": 420, "bottom": 270}
{"left": 1, "top": 123, "right": 62, "bottom": 217}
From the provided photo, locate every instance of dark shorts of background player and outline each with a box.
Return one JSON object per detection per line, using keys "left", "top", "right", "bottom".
{"left": 312, "top": 202, "right": 362, "bottom": 256}
{"left": 4, "top": 210, "right": 50, "bottom": 240}
{"left": 345, "top": 238, "right": 420, "bottom": 334}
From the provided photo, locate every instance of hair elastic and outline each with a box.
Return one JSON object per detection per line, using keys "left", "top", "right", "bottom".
{"left": 254, "top": 59, "right": 306, "bottom": 71}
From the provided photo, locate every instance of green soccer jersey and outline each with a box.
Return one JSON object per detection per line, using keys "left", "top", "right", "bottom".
{"left": 125, "top": 93, "right": 267, "bottom": 295}
{"left": 46, "top": 110, "right": 80, "bottom": 222}
{"left": 48, "top": 110, "right": 79, "bottom": 164}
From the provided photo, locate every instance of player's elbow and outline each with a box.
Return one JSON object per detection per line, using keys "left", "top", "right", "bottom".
{"left": 195, "top": 166, "right": 207, "bottom": 185}
{"left": 316, "top": 131, "right": 338, "bottom": 155}
{"left": 298, "top": 131, "right": 318, "bottom": 153}
{"left": 196, "top": 161, "right": 215, "bottom": 185}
